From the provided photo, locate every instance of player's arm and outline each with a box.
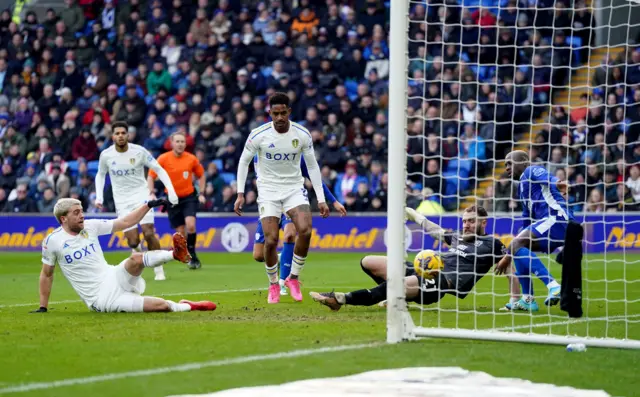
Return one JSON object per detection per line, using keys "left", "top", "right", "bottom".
{"left": 193, "top": 158, "right": 206, "bottom": 203}
{"left": 112, "top": 200, "right": 168, "bottom": 232}
{"left": 35, "top": 240, "right": 58, "bottom": 312}
{"left": 146, "top": 173, "right": 156, "bottom": 198}
{"left": 235, "top": 137, "right": 259, "bottom": 215}
{"left": 556, "top": 180, "right": 568, "bottom": 198}
{"left": 405, "top": 207, "right": 449, "bottom": 243}
{"left": 144, "top": 152, "right": 179, "bottom": 205}
{"left": 301, "top": 156, "right": 345, "bottom": 215}
{"left": 35, "top": 263, "right": 54, "bottom": 312}
{"left": 301, "top": 138, "right": 328, "bottom": 217}
{"left": 94, "top": 154, "right": 108, "bottom": 208}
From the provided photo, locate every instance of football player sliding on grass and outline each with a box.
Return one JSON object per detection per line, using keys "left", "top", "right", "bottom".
{"left": 33, "top": 198, "right": 216, "bottom": 313}
{"left": 310, "top": 206, "right": 520, "bottom": 310}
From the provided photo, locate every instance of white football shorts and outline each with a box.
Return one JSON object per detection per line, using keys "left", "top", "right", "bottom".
{"left": 92, "top": 260, "right": 146, "bottom": 313}
{"left": 115, "top": 195, "right": 154, "bottom": 232}
{"left": 257, "top": 187, "right": 309, "bottom": 220}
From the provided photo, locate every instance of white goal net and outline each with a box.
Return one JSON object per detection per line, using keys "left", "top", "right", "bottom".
{"left": 387, "top": 0, "right": 640, "bottom": 348}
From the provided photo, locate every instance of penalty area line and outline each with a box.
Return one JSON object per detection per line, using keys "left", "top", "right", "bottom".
{"left": 0, "top": 343, "right": 382, "bottom": 394}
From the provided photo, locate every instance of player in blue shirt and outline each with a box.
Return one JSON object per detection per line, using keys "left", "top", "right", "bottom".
{"left": 496, "top": 150, "right": 568, "bottom": 311}
{"left": 252, "top": 155, "right": 347, "bottom": 296}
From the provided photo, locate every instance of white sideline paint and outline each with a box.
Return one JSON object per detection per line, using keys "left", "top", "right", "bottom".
{"left": 0, "top": 343, "right": 381, "bottom": 394}
{"left": 169, "top": 367, "right": 609, "bottom": 397}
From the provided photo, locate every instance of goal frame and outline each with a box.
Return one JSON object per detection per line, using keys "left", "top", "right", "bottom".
{"left": 385, "top": 0, "right": 640, "bottom": 349}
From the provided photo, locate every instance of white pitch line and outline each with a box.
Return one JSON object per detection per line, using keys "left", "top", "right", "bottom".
{"left": 0, "top": 285, "right": 364, "bottom": 309}
{"left": 492, "top": 313, "right": 640, "bottom": 332}
{"left": 0, "top": 343, "right": 382, "bottom": 394}
{"left": 0, "top": 288, "right": 264, "bottom": 309}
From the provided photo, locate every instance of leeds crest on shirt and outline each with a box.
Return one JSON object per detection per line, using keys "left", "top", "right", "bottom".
{"left": 129, "top": 158, "right": 135, "bottom": 165}
{"left": 292, "top": 139, "right": 299, "bottom": 148}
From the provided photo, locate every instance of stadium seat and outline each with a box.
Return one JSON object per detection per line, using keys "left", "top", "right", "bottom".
{"left": 566, "top": 36, "right": 583, "bottom": 66}
{"left": 213, "top": 159, "right": 223, "bottom": 170}
{"left": 221, "top": 172, "right": 236, "bottom": 184}
{"left": 66, "top": 160, "right": 78, "bottom": 175}
{"left": 87, "top": 161, "right": 99, "bottom": 176}
{"left": 345, "top": 80, "right": 359, "bottom": 98}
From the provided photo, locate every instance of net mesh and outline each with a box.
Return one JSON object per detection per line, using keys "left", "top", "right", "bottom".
{"left": 402, "top": 0, "right": 640, "bottom": 343}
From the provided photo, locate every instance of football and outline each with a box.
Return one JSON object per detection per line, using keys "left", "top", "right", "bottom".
{"left": 413, "top": 249, "right": 444, "bottom": 279}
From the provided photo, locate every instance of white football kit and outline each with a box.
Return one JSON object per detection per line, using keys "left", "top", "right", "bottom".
{"left": 42, "top": 219, "right": 146, "bottom": 312}
{"left": 96, "top": 144, "right": 162, "bottom": 231}
{"left": 237, "top": 121, "right": 326, "bottom": 219}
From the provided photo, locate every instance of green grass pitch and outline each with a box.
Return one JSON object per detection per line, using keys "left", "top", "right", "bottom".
{"left": 0, "top": 251, "right": 639, "bottom": 396}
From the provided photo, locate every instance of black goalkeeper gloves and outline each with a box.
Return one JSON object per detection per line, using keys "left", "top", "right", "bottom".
{"left": 30, "top": 307, "right": 47, "bottom": 313}
{"left": 147, "top": 199, "right": 169, "bottom": 209}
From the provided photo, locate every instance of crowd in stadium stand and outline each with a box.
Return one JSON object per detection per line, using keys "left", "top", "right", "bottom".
{"left": 0, "top": 0, "right": 620, "bottom": 216}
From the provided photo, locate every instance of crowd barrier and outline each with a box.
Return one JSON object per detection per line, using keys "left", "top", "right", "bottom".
{"left": 0, "top": 213, "right": 638, "bottom": 253}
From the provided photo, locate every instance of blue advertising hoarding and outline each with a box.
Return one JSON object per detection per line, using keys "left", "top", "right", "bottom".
{"left": 0, "top": 213, "right": 639, "bottom": 253}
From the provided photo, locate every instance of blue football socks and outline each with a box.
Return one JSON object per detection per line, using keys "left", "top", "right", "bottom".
{"left": 279, "top": 242, "right": 294, "bottom": 281}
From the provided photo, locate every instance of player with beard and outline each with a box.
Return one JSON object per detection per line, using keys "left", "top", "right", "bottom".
{"left": 310, "top": 206, "right": 514, "bottom": 310}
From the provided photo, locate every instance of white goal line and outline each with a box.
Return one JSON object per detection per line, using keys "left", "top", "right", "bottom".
{"left": 492, "top": 314, "right": 640, "bottom": 332}
{"left": 0, "top": 343, "right": 381, "bottom": 394}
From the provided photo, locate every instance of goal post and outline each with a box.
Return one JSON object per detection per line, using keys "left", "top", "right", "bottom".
{"left": 386, "top": 0, "right": 640, "bottom": 349}
{"left": 386, "top": 0, "right": 411, "bottom": 344}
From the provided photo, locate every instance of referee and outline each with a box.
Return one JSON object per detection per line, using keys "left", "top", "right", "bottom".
{"left": 148, "top": 132, "right": 206, "bottom": 269}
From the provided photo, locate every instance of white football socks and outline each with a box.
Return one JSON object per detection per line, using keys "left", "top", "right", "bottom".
{"left": 266, "top": 264, "right": 278, "bottom": 284}
{"left": 547, "top": 280, "right": 561, "bottom": 290}
{"left": 166, "top": 300, "right": 191, "bottom": 312}
{"left": 154, "top": 265, "right": 165, "bottom": 277}
{"left": 291, "top": 254, "right": 306, "bottom": 277}
{"left": 143, "top": 251, "right": 174, "bottom": 268}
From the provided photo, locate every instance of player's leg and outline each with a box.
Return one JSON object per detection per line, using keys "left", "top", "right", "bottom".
{"left": 279, "top": 219, "right": 295, "bottom": 295}
{"left": 183, "top": 195, "right": 201, "bottom": 269}
{"left": 123, "top": 227, "right": 141, "bottom": 252}
{"left": 360, "top": 255, "right": 389, "bottom": 284}
{"left": 140, "top": 215, "right": 166, "bottom": 281}
{"left": 360, "top": 256, "right": 417, "bottom": 284}
{"left": 141, "top": 297, "right": 216, "bottom": 312}
{"left": 310, "top": 274, "right": 442, "bottom": 311}
{"left": 105, "top": 293, "right": 215, "bottom": 313}
{"left": 121, "top": 235, "right": 189, "bottom": 277}
{"left": 253, "top": 218, "right": 266, "bottom": 263}
{"left": 262, "top": 215, "right": 282, "bottom": 304}
{"left": 283, "top": 191, "right": 313, "bottom": 302}
{"left": 509, "top": 224, "right": 561, "bottom": 310}
{"left": 168, "top": 201, "right": 193, "bottom": 269}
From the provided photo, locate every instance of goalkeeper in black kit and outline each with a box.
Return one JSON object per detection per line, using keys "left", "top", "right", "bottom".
{"left": 310, "top": 206, "right": 515, "bottom": 310}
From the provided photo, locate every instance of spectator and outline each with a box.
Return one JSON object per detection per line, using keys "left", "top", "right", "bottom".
{"left": 291, "top": 8, "right": 318, "bottom": 38}
{"left": 626, "top": 165, "right": 640, "bottom": 204}
{"left": 3, "top": 183, "right": 37, "bottom": 213}
{"left": 37, "top": 187, "right": 57, "bottom": 213}
{"left": 71, "top": 128, "right": 98, "bottom": 161}
{"left": 46, "top": 162, "right": 70, "bottom": 198}
{"left": 334, "top": 160, "right": 368, "bottom": 204}
{"left": 416, "top": 187, "right": 445, "bottom": 215}
{"left": 147, "top": 60, "right": 172, "bottom": 96}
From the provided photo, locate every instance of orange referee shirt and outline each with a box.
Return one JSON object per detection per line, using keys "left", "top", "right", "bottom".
{"left": 149, "top": 151, "right": 205, "bottom": 198}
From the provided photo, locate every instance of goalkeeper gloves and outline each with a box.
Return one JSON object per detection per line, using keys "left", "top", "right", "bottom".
{"left": 30, "top": 307, "right": 47, "bottom": 313}
{"left": 147, "top": 198, "right": 169, "bottom": 209}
